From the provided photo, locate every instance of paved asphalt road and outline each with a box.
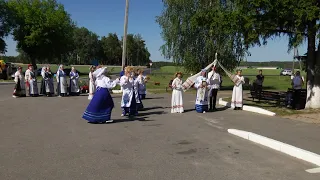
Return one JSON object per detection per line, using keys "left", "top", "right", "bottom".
{"left": 0, "top": 84, "right": 318, "bottom": 180}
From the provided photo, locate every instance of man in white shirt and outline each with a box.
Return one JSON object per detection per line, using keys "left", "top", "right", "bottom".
{"left": 207, "top": 66, "right": 221, "bottom": 111}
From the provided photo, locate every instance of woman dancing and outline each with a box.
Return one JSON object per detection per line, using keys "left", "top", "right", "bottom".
{"left": 82, "top": 67, "right": 119, "bottom": 123}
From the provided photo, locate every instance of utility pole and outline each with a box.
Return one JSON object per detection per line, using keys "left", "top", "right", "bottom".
{"left": 121, "top": 0, "right": 129, "bottom": 70}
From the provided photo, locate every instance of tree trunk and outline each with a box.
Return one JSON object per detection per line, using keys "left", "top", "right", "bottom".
{"left": 305, "top": 20, "right": 320, "bottom": 109}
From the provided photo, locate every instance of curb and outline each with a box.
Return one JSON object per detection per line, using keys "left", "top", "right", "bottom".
{"left": 228, "top": 129, "right": 320, "bottom": 167}
{"left": 112, "top": 90, "right": 122, "bottom": 94}
{"left": 218, "top": 98, "right": 276, "bottom": 116}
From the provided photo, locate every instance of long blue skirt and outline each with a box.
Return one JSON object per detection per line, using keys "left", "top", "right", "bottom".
{"left": 195, "top": 104, "right": 208, "bottom": 113}
{"left": 83, "top": 87, "right": 114, "bottom": 123}
{"left": 122, "top": 92, "right": 137, "bottom": 115}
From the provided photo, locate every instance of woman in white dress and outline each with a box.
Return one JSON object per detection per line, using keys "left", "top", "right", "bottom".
{"left": 171, "top": 72, "right": 184, "bottom": 113}
{"left": 194, "top": 69, "right": 209, "bottom": 113}
{"left": 56, "top": 64, "right": 68, "bottom": 97}
{"left": 88, "top": 66, "right": 96, "bottom": 100}
{"left": 12, "top": 66, "right": 26, "bottom": 98}
{"left": 119, "top": 67, "right": 137, "bottom": 117}
{"left": 231, "top": 70, "right": 245, "bottom": 110}
{"left": 133, "top": 71, "right": 143, "bottom": 110}
{"left": 69, "top": 67, "right": 80, "bottom": 96}
{"left": 25, "top": 64, "right": 39, "bottom": 97}
{"left": 137, "top": 69, "right": 148, "bottom": 99}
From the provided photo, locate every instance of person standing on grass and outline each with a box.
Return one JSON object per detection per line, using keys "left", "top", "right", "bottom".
{"left": 255, "top": 70, "right": 264, "bottom": 101}
{"left": 82, "top": 67, "right": 120, "bottom": 124}
{"left": 291, "top": 71, "right": 304, "bottom": 110}
{"left": 171, "top": 72, "right": 184, "bottom": 113}
{"left": 231, "top": 70, "right": 245, "bottom": 110}
{"left": 207, "top": 66, "right": 221, "bottom": 111}
{"left": 194, "top": 69, "right": 209, "bottom": 113}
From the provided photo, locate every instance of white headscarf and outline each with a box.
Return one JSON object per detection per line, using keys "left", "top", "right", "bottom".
{"left": 59, "top": 64, "right": 63, "bottom": 71}
{"left": 41, "top": 66, "right": 46, "bottom": 77}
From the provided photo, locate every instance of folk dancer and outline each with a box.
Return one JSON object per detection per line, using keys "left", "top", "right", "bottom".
{"left": 134, "top": 71, "right": 144, "bottom": 110}
{"left": 194, "top": 69, "right": 209, "bottom": 113}
{"left": 40, "top": 66, "right": 47, "bottom": 96}
{"left": 207, "top": 66, "right": 221, "bottom": 111}
{"left": 69, "top": 67, "right": 80, "bottom": 96}
{"left": 137, "top": 69, "right": 148, "bottom": 99}
{"left": 13, "top": 66, "right": 26, "bottom": 98}
{"left": 82, "top": 67, "right": 119, "bottom": 123}
{"left": 25, "top": 64, "right": 39, "bottom": 97}
{"left": 56, "top": 65, "right": 68, "bottom": 97}
{"left": 88, "top": 65, "right": 96, "bottom": 100}
{"left": 231, "top": 70, "right": 245, "bottom": 110}
{"left": 291, "top": 71, "right": 304, "bottom": 110}
{"left": 171, "top": 72, "right": 184, "bottom": 113}
{"left": 120, "top": 67, "right": 138, "bottom": 117}
{"left": 46, "top": 66, "right": 55, "bottom": 96}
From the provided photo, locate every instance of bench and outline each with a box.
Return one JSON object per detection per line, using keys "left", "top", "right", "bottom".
{"left": 250, "top": 85, "right": 286, "bottom": 105}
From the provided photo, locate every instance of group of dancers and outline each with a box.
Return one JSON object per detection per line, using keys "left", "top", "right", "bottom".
{"left": 82, "top": 65, "right": 149, "bottom": 123}
{"left": 12, "top": 64, "right": 81, "bottom": 98}
{"left": 171, "top": 66, "right": 245, "bottom": 114}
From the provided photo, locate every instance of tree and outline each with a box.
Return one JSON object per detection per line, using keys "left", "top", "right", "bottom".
{"left": 100, "top": 33, "right": 122, "bottom": 65}
{"left": 7, "top": 0, "right": 75, "bottom": 68}
{"left": 156, "top": 0, "right": 247, "bottom": 73}
{"left": 234, "top": 0, "right": 320, "bottom": 109}
{"left": 71, "top": 27, "right": 101, "bottom": 65}
{"left": 125, "top": 34, "right": 150, "bottom": 66}
{"left": 0, "top": 0, "right": 14, "bottom": 54}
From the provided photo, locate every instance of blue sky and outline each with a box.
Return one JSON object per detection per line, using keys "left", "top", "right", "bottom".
{"left": 4, "top": 0, "right": 307, "bottom": 62}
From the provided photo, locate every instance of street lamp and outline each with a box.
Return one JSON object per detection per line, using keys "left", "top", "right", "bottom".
{"left": 121, "top": 0, "right": 129, "bottom": 70}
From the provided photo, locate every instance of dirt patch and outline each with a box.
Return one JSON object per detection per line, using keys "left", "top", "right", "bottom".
{"left": 282, "top": 112, "right": 320, "bottom": 124}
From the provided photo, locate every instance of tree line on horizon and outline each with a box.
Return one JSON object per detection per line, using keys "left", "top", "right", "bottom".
{"left": 0, "top": 0, "right": 151, "bottom": 68}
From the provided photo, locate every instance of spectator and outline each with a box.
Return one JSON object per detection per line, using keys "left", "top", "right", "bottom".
{"left": 291, "top": 71, "right": 304, "bottom": 109}
{"left": 255, "top": 70, "right": 264, "bottom": 101}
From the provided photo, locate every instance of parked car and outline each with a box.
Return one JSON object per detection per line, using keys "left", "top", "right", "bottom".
{"left": 280, "top": 69, "right": 292, "bottom": 76}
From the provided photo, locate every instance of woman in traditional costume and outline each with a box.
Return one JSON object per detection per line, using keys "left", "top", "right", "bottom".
{"left": 82, "top": 67, "right": 119, "bottom": 123}
{"left": 88, "top": 65, "right": 96, "bottom": 100}
{"left": 231, "top": 70, "right": 245, "bottom": 110}
{"left": 171, "top": 72, "right": 184, "bottom": 113}
{"left": 134, "top": 71, "right": 144, "bottom": 110}
{"left": 69, "top": 67, "right": 80, "bottom": 96}
{"left": 25, "top": 64, "right": 39, "bottom": 97}
{"left": 194, "top": 69, "right": 209, "bottom": 113}
{"left": 137, "top": 69, "right": 148, "bottom": 99}
{"left": 46, "top": 66, "right": 55, "bottom": 96}
{"left": 120, "top": 67, "right": 137, "bottom": 117}
{"left": 40, "top": 66, "right": 47, "bottom": 95}
{"left": 56, "top": 65, "right": 68, "bottom": 97}
{"left": 13, "top": 66, "right": 26, "bottom": 98}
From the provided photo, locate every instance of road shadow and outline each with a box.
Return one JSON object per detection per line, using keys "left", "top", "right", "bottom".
{"left": 87, "top": 117, "right": 154, "bottom": 124}
{"left": 143, "top": 97, "right": 164, "bottom": 100}
{"left": 184, "top": 109, "right": 195, "bottom": 113}
{"left": 137, "top": 111, "right": 166, "bottom": 116}
{"left": 216, "top": 106, "right": 230, "bottom": 111}
{"left": 140, "top": 106, "right": 169, "bottom": 111}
